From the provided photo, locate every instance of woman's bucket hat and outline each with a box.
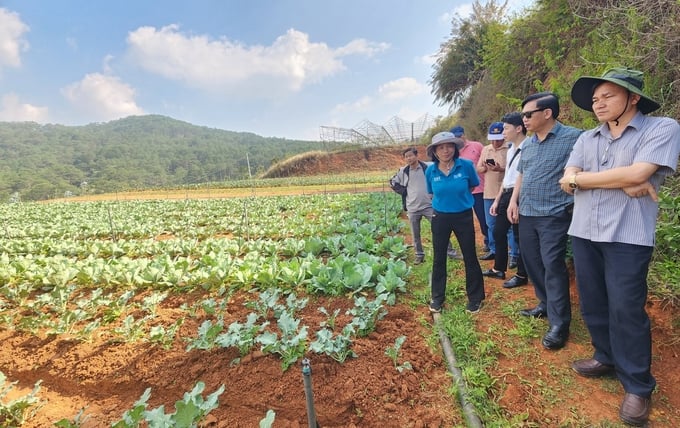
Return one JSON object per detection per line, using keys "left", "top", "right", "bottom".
{"left": 426, "top": 131, "right": 465, "bottom": 160}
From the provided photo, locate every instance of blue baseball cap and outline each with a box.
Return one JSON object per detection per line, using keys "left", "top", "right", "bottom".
{"left": 450, "top": 125, "right": 464, "bottom": 137}
{"left": 487, "top": 122, "right": 504, "bottom": 140}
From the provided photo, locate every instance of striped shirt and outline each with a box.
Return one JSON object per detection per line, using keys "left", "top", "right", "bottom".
{"left": 566, "top": 112, "right": 680, "bottom": 246}
{"left": 517, "top": 122, "right": 582, "bottom": 216}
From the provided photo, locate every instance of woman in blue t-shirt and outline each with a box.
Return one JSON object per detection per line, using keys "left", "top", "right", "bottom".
{"left": 425, "top": 131, "right": 485, "bottom": 314}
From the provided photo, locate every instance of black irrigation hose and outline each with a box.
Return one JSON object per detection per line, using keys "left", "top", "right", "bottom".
{"left": 433, "top": 312, "right": 484, "bottom": 428}
{"left": 301, "top": 358, "right": 320, "bottom": 428}
{"left": 429, "top": 271, "right": 483, "bottom": 428}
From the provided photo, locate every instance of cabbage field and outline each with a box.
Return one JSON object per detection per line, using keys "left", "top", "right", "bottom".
{"left": 0, "top": 193, "right": 457, "bottom": 426}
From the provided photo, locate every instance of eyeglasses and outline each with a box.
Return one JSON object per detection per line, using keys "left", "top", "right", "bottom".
{"left": 520, "top": 107, "right": 547, "bottom": 119}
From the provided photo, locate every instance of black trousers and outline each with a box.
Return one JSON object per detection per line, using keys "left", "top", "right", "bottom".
{"left": 430, "top": 209, "right": 485, "bottom": 307}
{"left": 519, "top": 211, "right": 572, "bottom": 332}
{"left": 493, "top": 190, "right": 527, "bottom": 276}
{"left": 572, "top": 237, "right": 656, "bottom": 397}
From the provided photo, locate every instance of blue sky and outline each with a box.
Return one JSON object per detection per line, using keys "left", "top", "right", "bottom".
{"left": 0, "top": 1, "right": 533, "bottom": 140}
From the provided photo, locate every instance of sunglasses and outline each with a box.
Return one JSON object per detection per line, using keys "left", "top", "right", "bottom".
{"left": 520, "top": 107, "right": 547, "bottom": 119}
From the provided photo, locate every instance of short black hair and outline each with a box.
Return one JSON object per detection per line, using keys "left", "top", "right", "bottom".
{"left": 402, "top": 147, "right": 418, "bottom": 156}
{"left": 521, "top": 91, "right": 560, "bottom": 119}
{"left": 501, "top": 112, "right": 527, "bottom": 135}
{"left": 431, "top": 145, "right": 460, "bottom": 162}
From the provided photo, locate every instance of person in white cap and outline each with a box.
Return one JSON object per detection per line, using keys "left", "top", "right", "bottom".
{"left": 560, "top": 67, "right": 680, "bottom": 426}
{"left": 425, "top": 132, "right": 485, "bottom": 314}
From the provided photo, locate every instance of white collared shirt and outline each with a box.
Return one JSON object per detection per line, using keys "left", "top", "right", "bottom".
{"left": 501, "top": 138, "right": 526, "bottom": 189}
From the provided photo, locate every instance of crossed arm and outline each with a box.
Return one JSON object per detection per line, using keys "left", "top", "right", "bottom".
{"left": 559, "top": 162, "right": 660, "bottom": 201}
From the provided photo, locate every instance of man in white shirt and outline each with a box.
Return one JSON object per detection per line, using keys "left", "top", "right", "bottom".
{"left": 489, "top": 112, "right": 529, "bottom": 288}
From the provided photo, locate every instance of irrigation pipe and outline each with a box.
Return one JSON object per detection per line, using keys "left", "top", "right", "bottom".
{"left": 301, "top": 358, "right": 320, "bottom": 428}
{"left": 430, "top": 271, "right": 484, "bottom": 428}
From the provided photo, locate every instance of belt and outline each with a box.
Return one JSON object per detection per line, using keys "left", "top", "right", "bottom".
{"left": 502, "top": 187, "right": 514, "bottom": 194}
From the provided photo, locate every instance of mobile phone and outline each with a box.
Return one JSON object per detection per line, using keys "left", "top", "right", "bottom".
{"left": 485, "top": 159, "right": 496, "bottom": 165}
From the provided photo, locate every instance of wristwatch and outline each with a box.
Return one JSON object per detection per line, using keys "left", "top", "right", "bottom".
{"left": 569, "top": 174, "right": 579, "bottom": 190}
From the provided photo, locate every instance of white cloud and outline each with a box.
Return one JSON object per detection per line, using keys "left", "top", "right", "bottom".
{"left": 439, "top": 4, "right": 472, "bottom": 24}
{"left": 0, "top": 8, "right": 30, "bottom": 70}
{"left": 417, "top": 52, "right": 438, "bottom": 66}
{"left": 378, "top": 77, "right": 426, "bottom": 101}
{"left": 335, "top": 38, "right": 390, "bottom": 57}
{"left": 125, "top": 25, "right": 388, "bottom": 96}
{"left": 102, "top": 54, "right": 115, "bottom": 74}
{"left": 0, "top": 93, "right": 48, "bottom": 122}
{"left": 61, "top": 73, "right": 144, "bottom": 121}
{"left": 332, "top": 95, "right": 374, "bottom": 114}
{"left": 333, "top": 77, "right": 426, "bottom": 115}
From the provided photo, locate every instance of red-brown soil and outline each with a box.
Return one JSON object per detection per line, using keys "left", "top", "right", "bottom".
{"left": 0, "top": 291, "right": 458, "bottom": 427}
{"left": 2, "top": 145, "right": 679, "bottom": 427}
{"left": 2, "top": 263, "right": 678, "bottom": 427}
{"left": 0, "top": 242, "right": 680, "bottom": 427}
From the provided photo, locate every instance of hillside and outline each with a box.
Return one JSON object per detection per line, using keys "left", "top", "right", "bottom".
{"left": 0, "top": 115, "right": 340, "bottom": 201}
{"left": 262, "top": 144, "right": 430, "bottom": 178}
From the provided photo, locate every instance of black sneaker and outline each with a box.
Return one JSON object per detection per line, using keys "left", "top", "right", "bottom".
{"left": 466, "top": 301, "right": 484, "bottom": 314}
{"left": 428, "top": 302, "right": 442, "bottom": 313}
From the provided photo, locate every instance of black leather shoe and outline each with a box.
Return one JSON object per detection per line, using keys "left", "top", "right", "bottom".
{"left": 571, "top": 358, "right": 615, "bottom": 378}
{"left": 509, "top": 256, "right": 518, "bottom": 269}
{"left": 482, "top": 269, "right": 505, "bottom": 279}
{"left": 519, "top": 306, "right": 547, "bottom": 318}
{"left": 619, "top": 393, "right": 651, "bottom": 426}
{"left": 503, "top": 275, "right": 528, "bottom": 288}
{"left": 479, "top": 252, "right": 495, "bottom": 260}
{"left": 542, "top": 326, "right": 569, "bottom": 350}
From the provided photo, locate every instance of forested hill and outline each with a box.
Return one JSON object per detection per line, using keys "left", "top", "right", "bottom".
{"left": 0, "top": 115, "right": 333, "bottom": 201}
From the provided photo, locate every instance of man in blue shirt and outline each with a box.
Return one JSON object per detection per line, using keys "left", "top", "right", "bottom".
{"left": 507, "top": 92, "right": 581, "bottom": 350}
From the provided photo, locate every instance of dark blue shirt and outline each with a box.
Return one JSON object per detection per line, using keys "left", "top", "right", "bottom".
{"left": 426, "top": 158, "right": 479, "bottom": 213}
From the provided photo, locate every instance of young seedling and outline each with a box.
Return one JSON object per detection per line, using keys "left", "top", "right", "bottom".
{"left": 384, "top": 335, "right": 412, "bottom": 373}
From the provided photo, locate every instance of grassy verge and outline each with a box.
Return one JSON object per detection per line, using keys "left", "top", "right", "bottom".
{"left": 400, "top": 221, "right": 674, "bottom": 426}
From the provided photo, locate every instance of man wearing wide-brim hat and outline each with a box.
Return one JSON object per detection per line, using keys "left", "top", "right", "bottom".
{"left": 560, "top": 67, "right": 680, "bottom": 426}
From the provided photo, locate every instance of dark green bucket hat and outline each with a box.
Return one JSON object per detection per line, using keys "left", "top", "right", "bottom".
{"left": 571, "top": 67, "right": 660, "bottom": 114}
